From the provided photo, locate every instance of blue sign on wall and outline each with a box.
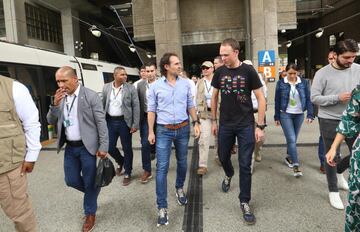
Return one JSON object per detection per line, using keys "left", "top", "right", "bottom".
{"left": 258, "top": 50, "right": 275, "bottom": 66}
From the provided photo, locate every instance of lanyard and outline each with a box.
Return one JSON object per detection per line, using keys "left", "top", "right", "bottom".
{"left": 65, "top": 95, "right": 77, "bottom": 117}
{"left": 112, "top": 87, "right": 122, "bottom": 99}
{"left": 204, "top": 79, "right": 212, "bottom": 93}
{"left": 290, "top": 86, "right": 296, "bottom": 98}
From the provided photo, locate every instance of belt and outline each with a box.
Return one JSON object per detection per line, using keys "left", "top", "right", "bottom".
{"left": 160, "top": 121, "right": 188, "bottom": 130}
{"left": 106, "top": 114, "right": 124, "bottom": 120}
{"left": 66, "top": 140, "right": 84, "bottom": 147}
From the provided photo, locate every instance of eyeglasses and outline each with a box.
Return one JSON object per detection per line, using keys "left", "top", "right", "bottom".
{"left": 201, "top": 66, "right": 210, "bottom": 70}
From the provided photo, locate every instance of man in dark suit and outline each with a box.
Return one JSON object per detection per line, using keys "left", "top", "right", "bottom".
{"left": 47, "top": 66, "right": 108, "bottom": 232}
{"left": 102, "top": 66, "right": 140, "bottom": 186}
{"left": 137, "top": 62, "right": 157, "bottom": 183}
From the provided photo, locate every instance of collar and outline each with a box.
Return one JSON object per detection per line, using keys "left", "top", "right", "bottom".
{"left": 67, "top": 84, "right": 80, "bottom": 97}
{"left": 284, "top": 76, "right": 301, "bottom": 84}
{"left": 112, "top": 81, "right": 123, "bottom": 90}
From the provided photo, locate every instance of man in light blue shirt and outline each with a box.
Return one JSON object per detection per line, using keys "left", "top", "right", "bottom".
{"left": 147, "top": 52, "right": 200, "bottom": 227}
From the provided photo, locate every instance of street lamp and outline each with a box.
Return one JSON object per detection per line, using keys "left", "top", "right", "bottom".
{"left": 89, "top": 25, "right": 101, "bottom": 37}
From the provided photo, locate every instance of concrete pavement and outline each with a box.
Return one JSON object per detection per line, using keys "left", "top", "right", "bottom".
{"left": 0, "top": 106, "right": 349, "bottom": 231}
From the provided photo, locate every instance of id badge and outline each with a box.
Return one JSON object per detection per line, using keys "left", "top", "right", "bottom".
{"left": 63, "top": 119, "right": 73, "bottom": 128}
{"left": 112, "top": 100, "right": 121, "bottom": 107}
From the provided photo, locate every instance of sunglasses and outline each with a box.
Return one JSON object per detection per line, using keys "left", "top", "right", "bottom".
{"left": 201, "top": 66, "right": 210, "bottom": 70}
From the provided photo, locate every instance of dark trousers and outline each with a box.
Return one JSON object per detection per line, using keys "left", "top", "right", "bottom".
{"left": 319, "top": 118, "right": 355, "bottom": 192}
{"left": 218, "top": 124, "right": 255, "bottom": 203}
{"left": 107, "top": 118, "right": 134, "bottom": 175}
{"left": 64, "top": 145, "right": 100, "bottom": 215}
{"left": 140, "top": 115, "right": 151, "bottom": 172}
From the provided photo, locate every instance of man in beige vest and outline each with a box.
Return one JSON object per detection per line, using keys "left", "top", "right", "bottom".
{"left": 0, "top": 75, "right": 41, "bottom": 232}
{"left": 196, "top": 61, "right": 220, "bottom": 175}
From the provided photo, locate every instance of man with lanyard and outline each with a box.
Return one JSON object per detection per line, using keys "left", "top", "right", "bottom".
{"left": 196, "top": 61, "right": 218, "bottom": 175}
{"left": 147, "top": 52, "right": 200, "bottom": 227}
{"left": 137, "top": 62, "right": 157, "bottom": 183}
{"left": 211, "top": 38, "right": 266, "bottom": 225}
{"left": 102, "top": 67, "right": 140, "bottom": 186}
{"left": 47, "top": 66, "right": 108, "bottom": 232}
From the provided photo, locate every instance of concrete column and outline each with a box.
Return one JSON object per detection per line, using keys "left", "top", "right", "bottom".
{"left": 61, "top": 8, "right": 81, "bottom": 56}
{"left": 3, "top": 0, "right": 27, "bottom": 43}
{"left": 249, "top": 0, "right": 279, "bottom": 103}
{"left": 152, "top": 0, "right": 182, "bottom": 66}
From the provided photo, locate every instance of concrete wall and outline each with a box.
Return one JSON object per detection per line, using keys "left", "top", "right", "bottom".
{"left": 133, "top": 0, "right": 154, "bottom": 41}
{"left": 277, "top": 0, "right": 297, "bottom": 30}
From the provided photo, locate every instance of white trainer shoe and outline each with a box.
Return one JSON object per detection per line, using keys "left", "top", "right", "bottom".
{"left": 329, "top": 192, "right": 344, "bottom": 210}
{"left": 337, "top": 174, "right": 349, "bottom": 191}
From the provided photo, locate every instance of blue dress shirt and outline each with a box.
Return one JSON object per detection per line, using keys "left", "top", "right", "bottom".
{"left": 147, "top": 76, "right": 194, "bottom": 125}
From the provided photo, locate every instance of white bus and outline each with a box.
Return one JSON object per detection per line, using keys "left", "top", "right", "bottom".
{"left": 0, "top": 40, "right": 139, "bottom": 140}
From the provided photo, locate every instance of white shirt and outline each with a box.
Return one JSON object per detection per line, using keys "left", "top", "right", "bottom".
{"left": 12, "top": 81, "right": 42, "bottom": 162}
{"left": 251, "top": 74, "right": 267, "bottom": 110}
{"left": 133, "top": 78, "right": 146, "bottom": 89}
{"left": 284, "top": 76, "right": 303, "bottom": 114}
{"left": 107, "top": 83, "right": 123, "bottom": 116}
{"left": 204, "top": 79, "right": 213, "bottom": 108}
{"left": 64, "top": 84, "right": 81, "bottom": 141}
{"left": 187, "top": 78, "right": 197, "bottom": 107}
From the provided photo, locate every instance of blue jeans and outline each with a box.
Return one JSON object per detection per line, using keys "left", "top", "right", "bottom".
{"left": 318, "top": 135, "right": 325, "bottom": 166}
{"left": 156, "top": 124, "right": 190, "bottom": 209}
{"left": 279, "top": 112, "right": 304, "bottom": 166}
{"left": 64, "top": 145, "right": 100, "bottom": 215}
{"left": 218, "top": 124, "right": 255, "bottom": 203}
{"left": 107, "top": 118, "right": 133, "bottom": 175}
{"left": 140, "top": 116, "right": 151, "bottom": 172}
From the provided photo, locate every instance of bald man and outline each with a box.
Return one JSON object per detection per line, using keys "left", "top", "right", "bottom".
{"left": 47, "top": 66, "right": 108, "bottom": 232}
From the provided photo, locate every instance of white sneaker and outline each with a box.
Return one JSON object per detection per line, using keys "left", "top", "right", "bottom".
{"left": 337, "top": 174, "right": 349, "bottom": 191}
{"left": 329, "top": 192, "right": 344, "bottom": 210}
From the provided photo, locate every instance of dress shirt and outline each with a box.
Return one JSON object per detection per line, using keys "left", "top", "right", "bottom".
{"left": 107, "top": 83, "right": 123, "bottom": 116}
{"left": 147, "top": 76, "right": 194, "bottom": 125}
{"left": 12, "top": 81, "right": 42, "bottom": 162}
{"left": 64, "top": 84, "right": 81, "bottom": 141}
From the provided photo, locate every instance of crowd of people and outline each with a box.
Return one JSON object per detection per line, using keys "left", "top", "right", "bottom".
{"left": 1, "top": 37, "right": 360, "bottom": 231}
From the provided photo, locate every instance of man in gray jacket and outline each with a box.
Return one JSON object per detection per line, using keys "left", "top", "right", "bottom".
{"left": 311, "top": 39, "right": 360, "bottom": 210}
{"left": 47, "top": 66, "right": 108, "bottom": 232}
{"left": 102, "top": 66, "right": 140, "bottom": 186}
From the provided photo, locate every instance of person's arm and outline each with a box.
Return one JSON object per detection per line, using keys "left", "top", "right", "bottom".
{"left": 326, "top": 133, "right": 345, "bottom": 167}
{"left": 311, "top": 71, "right": 342, "bottom": 106}
{"left": 130, "top": 86, "right": 140, "bottom": 132}
{"left": 253, "top": 88, "right": 266, "bottom": 142}
{"left": 90, "top": 91, "right": 109, "bottom": 157}
{"left": 147, "top": 83, "right": 157, "bottom": 144}
{"left": 13, "top": 82, "right": 42, "bottom": 174}
{"left": 148, "top": 112, "right": 156, "bottom": 144}
{"left": 274, "top": 81, "right": 281, "bottom": 125}
{"left": 210, "top": 88, "right": 219, "bottom": 136}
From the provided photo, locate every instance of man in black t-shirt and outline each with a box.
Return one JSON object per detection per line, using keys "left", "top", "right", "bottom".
{"left": 211, "top": 38, "right": 266, "bottom": 225}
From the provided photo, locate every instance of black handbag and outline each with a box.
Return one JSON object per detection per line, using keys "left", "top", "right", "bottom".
{"left": 95, "top": 158, "right": 116, "bottom": 188}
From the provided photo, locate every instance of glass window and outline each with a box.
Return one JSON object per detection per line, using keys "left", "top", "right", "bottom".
{"left": 25, "top": 3, "right": 63, "bottom": 44}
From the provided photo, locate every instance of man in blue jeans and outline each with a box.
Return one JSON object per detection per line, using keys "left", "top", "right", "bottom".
{"left": 102, "top": 67, "right": 140, "bottom": 186}
{"left": 47, "top": 66, "right": 108, "bottom": 232}
{"left": 147, "top": 53, "right": 200, "bottom": 227}
{"left": 211, "top": 38, "right": 266, "bottom": 225}
{"left": 137, "top": 62, "right": 158, "bottom": 183}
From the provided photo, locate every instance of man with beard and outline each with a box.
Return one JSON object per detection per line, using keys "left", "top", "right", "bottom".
{"left": 311, "top": 39, "right": 360, "bottom": 210}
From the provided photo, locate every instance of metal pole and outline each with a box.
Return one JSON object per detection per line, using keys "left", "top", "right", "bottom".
{"left": 110, "top": 5, "right": 144, "bottom": 65}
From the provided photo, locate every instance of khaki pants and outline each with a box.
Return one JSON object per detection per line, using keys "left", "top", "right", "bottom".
{"left": 198, "top": 118, "right": 217, "bottom": 167}
{"left": 0, "top": 166, "right": 37, "bottom": 232}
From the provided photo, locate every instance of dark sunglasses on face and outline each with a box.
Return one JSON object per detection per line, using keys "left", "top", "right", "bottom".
{"left": 202, "top": 66, "right": 210, "bottom": 70}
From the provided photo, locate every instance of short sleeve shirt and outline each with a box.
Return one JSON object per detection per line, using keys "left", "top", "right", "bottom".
{"left": 211, "top": 64, "right": 262, "bottom": 127}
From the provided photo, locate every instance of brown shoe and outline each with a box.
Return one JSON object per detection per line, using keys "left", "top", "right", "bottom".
{"left": 83, "top": 214, "right": 95, "bottom": 232}
{"left": 123, "top": 175, "right": 131, "bottom": 186}
{"left": 140, "top": 171, "right": 153, "bottom": 184}
{"left": 116, "top": 164, "right": 123, "bottom": 176}
{"left": 320, "top": 165, "right": 326, "bottom": 174}
{"left": 197, "top": 167, "right": 207, "bottom": 176}
{"left": 231, "top": 145, "right": 237, "bottom": 155}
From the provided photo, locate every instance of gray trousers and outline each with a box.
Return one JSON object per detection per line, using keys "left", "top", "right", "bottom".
{"left": 319, "top": 118, "right": 355, "bottom": 192}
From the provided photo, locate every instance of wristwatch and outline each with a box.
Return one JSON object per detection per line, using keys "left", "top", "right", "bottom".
{"left": 256, "top": 123, "right": 267, "bottom": 130}
{"left": 192, "top": 119, "right": 201, "bottom": 126}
